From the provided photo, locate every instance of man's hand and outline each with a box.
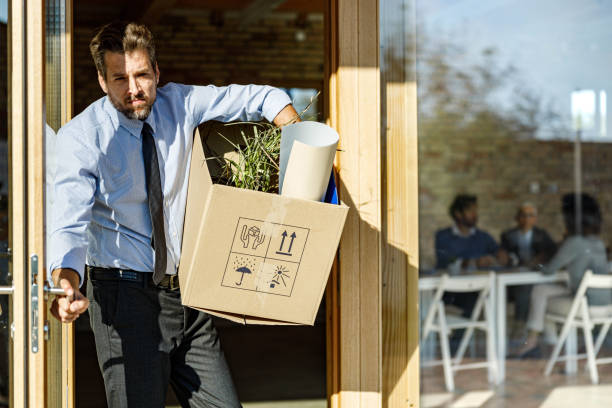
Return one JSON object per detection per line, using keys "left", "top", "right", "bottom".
{"left": 273, "top": 104, "right": 301, "bottom": 127}
{"left": 475, "top": 255, "right": 497, "bottom": 268}
{"left": 50, "top": 268, "right": 89, "bottom": 323}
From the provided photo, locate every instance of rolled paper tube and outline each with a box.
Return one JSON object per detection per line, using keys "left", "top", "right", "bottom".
{"left": 279, "top": 121, "right": 339, "bottom": 201}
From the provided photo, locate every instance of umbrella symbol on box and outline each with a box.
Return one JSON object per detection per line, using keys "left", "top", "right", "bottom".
{"left": 235, "top": 266, "right": 252, "bottom": 286}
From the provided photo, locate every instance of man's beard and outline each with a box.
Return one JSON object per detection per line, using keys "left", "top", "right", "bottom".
{"left": 109, "top": 91, "right": 153, "bottom": 120}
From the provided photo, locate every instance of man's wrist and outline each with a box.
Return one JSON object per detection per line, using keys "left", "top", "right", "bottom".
{"left": 52, "top": 268, "right": 80, "bottom": 288}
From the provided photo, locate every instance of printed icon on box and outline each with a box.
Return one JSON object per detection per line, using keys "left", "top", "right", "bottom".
{"left": 225, "top": 255, "right": 259, "bottom": 289}
{"left": 269, "top": 265, "right": 291, "bottom": 288}
{"left": 256, "top": 260, "right": 298, "bottom": 296}
{"left": 240, "top": 225, "right": 266, "bottom": 250}
{"left": 276, "top": 230, "right": 297, "bottom": 256}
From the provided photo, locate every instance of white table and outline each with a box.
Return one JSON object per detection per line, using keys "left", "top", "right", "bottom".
{"left": 495, "top": 270, "right": 569, "bottom": 382}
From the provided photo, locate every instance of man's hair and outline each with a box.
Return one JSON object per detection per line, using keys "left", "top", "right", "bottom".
{"left": 89, "top": 21, "right": 157, "bottom": 79}
{"left": 517, "top": 202, "right": 537, "bottom": 217}
{"left": 449, "top": 194, "right": 477, "bottom": 220}
{"left": 562, "top": 193, "right": 602, "bottom": 235}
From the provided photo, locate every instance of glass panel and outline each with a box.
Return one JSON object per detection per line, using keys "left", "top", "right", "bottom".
{"left": 415, "top": 0, "right": 612, "bottom": 405}
{"left": 0, "top": 0, "right": 12, "bottom": 406}
{"left": 0, "top": 0, "right": 11, "bottom": 405}
{"left": 45, "top": 0, "right": 66, "bottom": 406}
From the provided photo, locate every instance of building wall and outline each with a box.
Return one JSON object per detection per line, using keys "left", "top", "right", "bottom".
{"left": 73, "top": 10, "right": 324, "bottom": 115}
{"left": 418, "top": 131, "right": 612, "bottom": 269}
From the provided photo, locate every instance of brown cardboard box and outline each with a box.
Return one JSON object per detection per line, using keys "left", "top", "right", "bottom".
{"left": 178, "top": 127, "right": 348, "bottom": 325}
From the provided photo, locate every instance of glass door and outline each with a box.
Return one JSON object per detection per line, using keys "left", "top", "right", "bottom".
{"left": 0, "top": 3, "right": 13, "bottom": 407}
{"left": 1, "top": 0, "right": 73, "bottom": 406}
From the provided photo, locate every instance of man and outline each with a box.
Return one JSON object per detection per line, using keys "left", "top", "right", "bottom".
{"left": 500, "top": 202, "right": 556, "bottom": 323}
{"left": 435, "top": 194, "right": 505, "bottom": 270}
{"left": 435, "top": 194, "right": 506, "bottom": 316}
{"left": 48, "top": 21, "right": 298, "bottom": 407}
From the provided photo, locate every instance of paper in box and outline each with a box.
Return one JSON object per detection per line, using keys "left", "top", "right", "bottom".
{"left": 178, "top": 125, "right": 348, "bottom": 325}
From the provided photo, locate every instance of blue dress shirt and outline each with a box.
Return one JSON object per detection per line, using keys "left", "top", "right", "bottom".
{"left": 48, "top": 82, "right": 291, "bottom": 284}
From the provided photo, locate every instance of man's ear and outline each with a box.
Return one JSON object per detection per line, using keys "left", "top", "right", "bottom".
{"left": 97, "top": 72, "right": 108, "bottom": 94}
{"left": 155, "top": 63, "right": 160, "bottom": 85}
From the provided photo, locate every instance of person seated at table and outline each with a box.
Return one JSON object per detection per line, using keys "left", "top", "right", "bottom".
{"left": 501, "top": 202, "right": 557, "bottom": 324}
{"left": 514, "top": 193, "right": 612, "bottom": 358}
{"left": 435, "top": 194, "right": 507, "bottom": 317}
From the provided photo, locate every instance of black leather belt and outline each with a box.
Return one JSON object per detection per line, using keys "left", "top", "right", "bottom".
{"left": 86, "top": 265, "right": 180, "bottom": 291}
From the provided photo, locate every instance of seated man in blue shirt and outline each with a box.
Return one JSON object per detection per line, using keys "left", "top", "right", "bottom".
{"left": 435, "top": 194, "right": 506, "bottom": 316}
{"left": 48, "top": 21, "right": 298, "bottom": 407}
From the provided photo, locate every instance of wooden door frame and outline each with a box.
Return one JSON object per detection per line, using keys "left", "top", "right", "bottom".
{"left": 26, "top": 0, "right": 48, "bottom": 405}
{"left": 327, "top": 1, "right": 420, "bottom": 407}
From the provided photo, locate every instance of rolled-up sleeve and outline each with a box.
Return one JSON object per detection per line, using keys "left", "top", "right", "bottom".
{"left": 48, "top": 123, "right": 98, "bottom": 286}
{"left": 185, "top": 83, "right": 292, "bottom": 125}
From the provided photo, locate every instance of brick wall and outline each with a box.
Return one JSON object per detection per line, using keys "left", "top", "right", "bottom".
{"left": 73, "top": 9, "right": 324, "bottom": 115}
{"left": 418, "top": 130, "right": 612, "bottom": 269}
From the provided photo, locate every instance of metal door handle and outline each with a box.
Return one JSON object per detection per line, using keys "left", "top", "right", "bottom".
{"left": 0, "top": 247, "right": 11, "bottom": 260}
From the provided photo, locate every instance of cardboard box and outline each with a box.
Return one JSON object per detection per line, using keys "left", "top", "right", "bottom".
{"left": 178, "top": 125, "right": 348, "bottom": 325}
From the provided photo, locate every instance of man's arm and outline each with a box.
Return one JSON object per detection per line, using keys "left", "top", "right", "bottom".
{"left": 434, "top": 230, "right": 452, "bottom": 269}
{"left": 183, "top": 83, "right": 293, "bottom": 125}
{"left": 48, "top": 123, "right": 97, "bottom": 322}
{"left": 273, "top": 104, "right": 300, "bottom": 127}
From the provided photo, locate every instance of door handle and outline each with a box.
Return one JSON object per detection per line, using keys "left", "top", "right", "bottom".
{"left": 30, "top": 254, "right": 67, "bottom": 352}
{"left": 0, "top": 247, "right": 11, "bottom": 260}
{"left": 31, "top": 254, "right": 40, "bottom": 352}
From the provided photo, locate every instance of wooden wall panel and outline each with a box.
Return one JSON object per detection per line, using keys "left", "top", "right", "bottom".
{"left": 330, "top": 0, "right": 382, "bottom": 407}
{"left": 329, "top": 0, "right": 419, "bottom": 407}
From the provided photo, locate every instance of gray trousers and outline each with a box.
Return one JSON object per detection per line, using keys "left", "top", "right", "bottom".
{"left": 87, "top": 277, "right": 241, "bottom": 408}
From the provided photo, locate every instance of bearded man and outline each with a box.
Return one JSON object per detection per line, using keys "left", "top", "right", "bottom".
{"left": 48, "top": 21, "right": 298, "bottom": 407}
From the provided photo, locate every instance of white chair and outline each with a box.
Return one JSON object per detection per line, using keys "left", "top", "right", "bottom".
{"left": 421, "top": 272, "right": 498, "bottom": 391}
{"left": 544, "top": 270, "right": 612, "bottom": 384}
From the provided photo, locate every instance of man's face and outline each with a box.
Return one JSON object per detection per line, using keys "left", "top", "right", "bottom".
{"left": 456, "top": 204, "right": 478, "bottom": 228}
{"left": 98, "top": 49, "right": 160, "bottom": 120}
{"left": 517, "top": 205, "right": 537, "bottom": 231}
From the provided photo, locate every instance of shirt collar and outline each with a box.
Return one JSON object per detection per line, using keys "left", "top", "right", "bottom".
{"left": 102, "top": 96, "right": 157, "bottom": 138}
{"left": 519, "top": 228, "right": 533, "bottom": 240}
{"left": 452, "top": 223, "right": 476, "bottom": 237}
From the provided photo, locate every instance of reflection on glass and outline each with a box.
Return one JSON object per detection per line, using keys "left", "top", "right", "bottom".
{"left": 45, "top": 1, "right": 65, "bottom": 407}
{"left": 417, "top": 0, "right": 612, "bottom": 405}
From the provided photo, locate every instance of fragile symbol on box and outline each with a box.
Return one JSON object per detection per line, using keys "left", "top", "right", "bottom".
{"left": 240, "top": 225, "right": 266, "bottom": 250}
{"left": 221, "top": 217, "right": 310, "bottom": 297}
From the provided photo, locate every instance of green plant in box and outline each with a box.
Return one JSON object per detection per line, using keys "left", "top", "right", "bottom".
{"left": 210, "top": 93, "right": 318, "bottom": 193}
{"left": 213, "top": 122, "right": 283, "bottom": 193}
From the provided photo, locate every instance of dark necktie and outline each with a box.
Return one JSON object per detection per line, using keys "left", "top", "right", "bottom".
{"left": 142, "top": 122, "right": 167, "bottom": 285}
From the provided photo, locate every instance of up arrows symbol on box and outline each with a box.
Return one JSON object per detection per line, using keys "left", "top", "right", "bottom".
{"left": 276, "top": 230, "right": 297, "bottom": 256}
